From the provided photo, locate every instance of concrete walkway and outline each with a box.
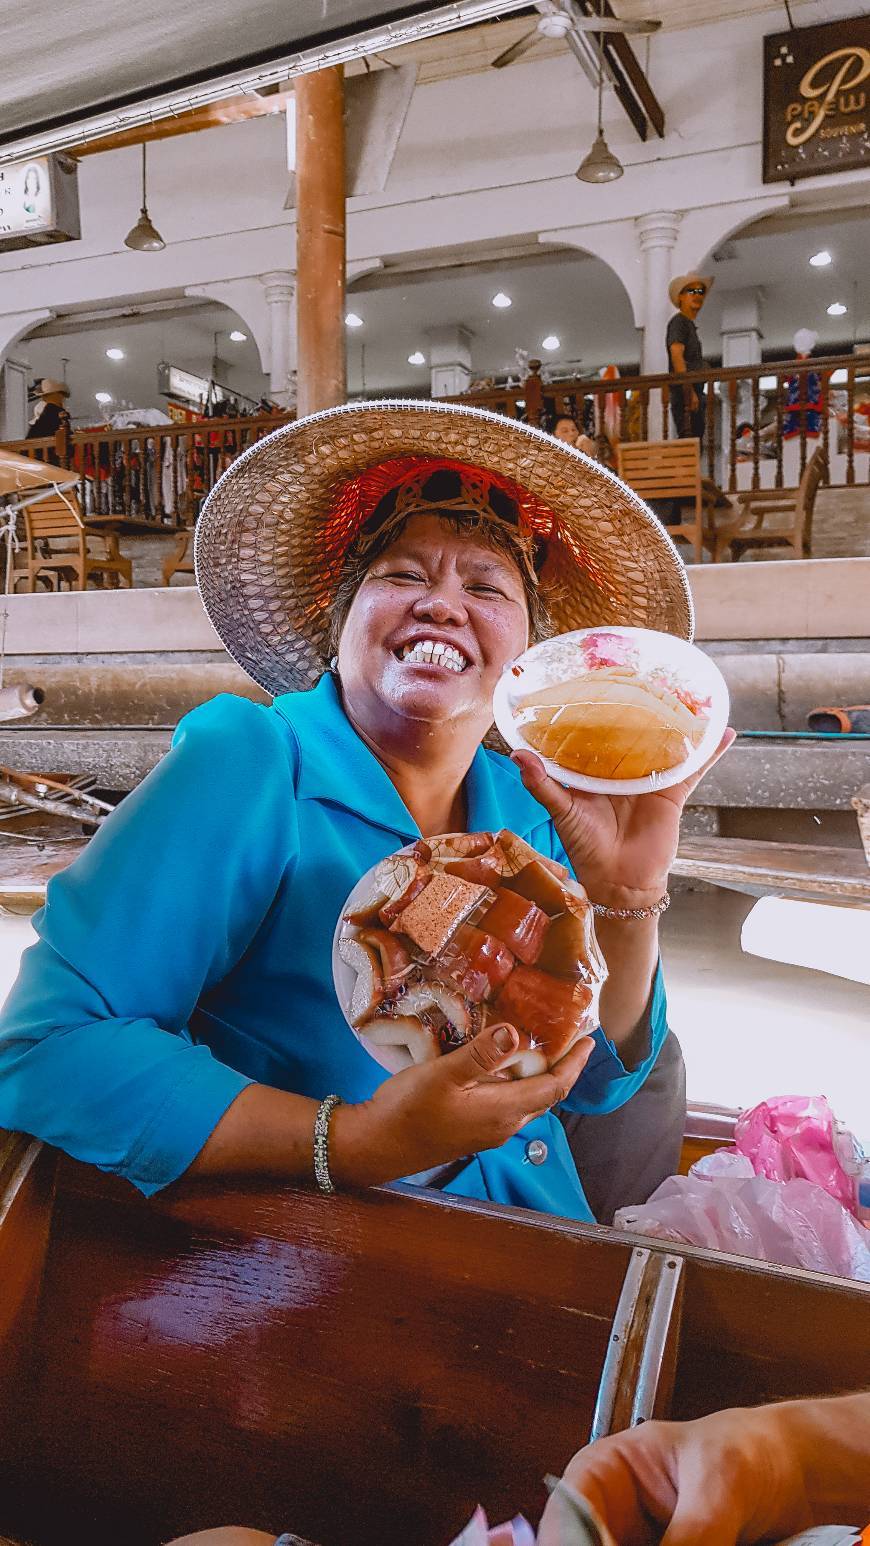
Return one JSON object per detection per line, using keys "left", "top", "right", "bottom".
{"left": 661, "top": 888, "right": 870, "bottom": 1142}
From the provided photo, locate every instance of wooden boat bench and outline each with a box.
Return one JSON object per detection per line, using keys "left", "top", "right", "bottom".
{"left": 1, "top": 1134, "right": 868, "bottom": 1546}
{"left": 672, "top": 835, "right": 870, "bottom": 905}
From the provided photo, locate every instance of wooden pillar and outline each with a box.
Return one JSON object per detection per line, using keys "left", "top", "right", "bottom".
{"left": 296, "top": 67, "right": 346, "bottom": 418}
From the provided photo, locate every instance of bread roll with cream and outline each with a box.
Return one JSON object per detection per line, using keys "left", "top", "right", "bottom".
{"left": 516, "top": 668, "right": 707, "bottom": 780}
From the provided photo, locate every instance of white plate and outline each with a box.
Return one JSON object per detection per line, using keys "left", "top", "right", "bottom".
{"left": 493, "top": 626, "right": 729, "bottom": 795}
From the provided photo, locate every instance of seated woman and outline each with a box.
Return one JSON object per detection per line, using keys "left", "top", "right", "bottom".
{"left": 0, "top": 402, "right": 723, "bottom": 1220}
{"left": 551, "top": 415, "right": 597, "bottom": 459}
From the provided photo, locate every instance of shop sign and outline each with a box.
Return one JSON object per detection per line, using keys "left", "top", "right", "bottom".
{"left": 158, "top": 364, "right": 210, "bottom": 406}
{"left": 0, "top": 154, "right": 81, "bottom": 249}
{"left": 763, "top": 16, "right": 870, "bottom": 182}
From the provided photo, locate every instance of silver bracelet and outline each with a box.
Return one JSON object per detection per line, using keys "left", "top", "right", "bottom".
{"left": 592, "top": 890, "right": 670, "bottom": 922}
{"left": 313, "top": 1092, "right": 342, "bottom": 1195}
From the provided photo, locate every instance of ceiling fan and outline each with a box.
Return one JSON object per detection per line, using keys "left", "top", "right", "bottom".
{"left": 492, "top": 0, "right": 660, "bottom": 69}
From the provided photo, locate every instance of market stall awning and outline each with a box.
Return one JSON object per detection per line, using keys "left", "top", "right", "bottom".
{"left": 0, "top": 450, "right": 78, "bottom": 498}
{"left": 0, "top": 0, "right": 528, "bottom": 160}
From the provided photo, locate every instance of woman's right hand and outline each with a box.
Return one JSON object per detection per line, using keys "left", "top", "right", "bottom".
{"left": 330, "top": 1025, "right": 594, "bottom": 1189}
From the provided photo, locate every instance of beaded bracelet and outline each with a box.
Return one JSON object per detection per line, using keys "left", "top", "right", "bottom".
{"left": 313, "top": 1093, "right": 342, "bottom": 1195}
{"left": 592, "top": 890, "right": 671, "bottom": 922}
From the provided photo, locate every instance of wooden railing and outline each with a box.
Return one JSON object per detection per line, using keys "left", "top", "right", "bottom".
{"left": 452, "top": 353, "right": 870, "bottom": 494}
{"left": 3, "top": 412, "right": 292, "bottom": 526}
{"left": 5, "top": 357, "right": 869, "bottom": 524}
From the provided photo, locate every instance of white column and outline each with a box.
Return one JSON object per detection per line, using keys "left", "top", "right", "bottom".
{"left": 636, "top": 212, "right": 681, "bottom": 376}
{"left": 720, "top": 289, "right": 763, "bottom": 368}
{"left": 260, "top": 270, "right": 297, "bottom": 408}
{"left": 425, "top": 324, "right": 474, "bottom": 399}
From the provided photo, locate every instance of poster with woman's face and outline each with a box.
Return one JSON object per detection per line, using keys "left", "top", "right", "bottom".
{"left": 0, "top": 157, "right": 53, "bottom": 234}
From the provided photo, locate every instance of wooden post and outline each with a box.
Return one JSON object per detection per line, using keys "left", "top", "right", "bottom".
{"left": 296, "top": 67, "right": 347, "bottom": 418}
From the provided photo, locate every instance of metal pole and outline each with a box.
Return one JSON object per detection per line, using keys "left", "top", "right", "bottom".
{"left": 296, "top": 67, "right": 347, "bottom": 417}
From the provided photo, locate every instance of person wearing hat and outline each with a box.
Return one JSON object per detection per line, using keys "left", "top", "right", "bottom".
{"left": 666, "top": 274, "right": 713, "bottom": 443}
{"left": 26, "top": 377, "right": 71, "bottom": 446}
{"left": 783, "top": 329, "right": 822, "bottom": 441}
{"left": 0, "top": 402, "right": 731, "bottom": 1221}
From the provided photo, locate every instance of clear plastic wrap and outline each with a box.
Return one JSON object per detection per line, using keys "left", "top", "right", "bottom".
{"left": 333, "top": 829, "right": 606, "bottom": 1077}
{"left": 493, "top": 626, "right": 729, "bottom": 795}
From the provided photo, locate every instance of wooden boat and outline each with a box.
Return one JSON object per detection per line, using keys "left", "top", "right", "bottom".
{"left": 1, "top": 1129, "right": 868, "bottom": 1546}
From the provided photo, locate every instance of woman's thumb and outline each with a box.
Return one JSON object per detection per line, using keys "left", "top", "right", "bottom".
{"left": 449, "top": 1023, "right": 519, "bottom": 1082}
{"left": 511, "top": 749, "right": 574, "bottom": 820}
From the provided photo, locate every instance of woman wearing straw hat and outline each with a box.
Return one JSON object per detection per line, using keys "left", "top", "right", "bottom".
{"left": 0, "top": 401, "right": 730, "bottom": 1221}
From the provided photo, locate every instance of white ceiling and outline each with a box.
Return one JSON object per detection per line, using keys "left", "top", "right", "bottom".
{"left": 346, "top": 207, "right": 870, "bottom": 390}
{"left": 22, "top": 302, "right": 266, "bottom": 424}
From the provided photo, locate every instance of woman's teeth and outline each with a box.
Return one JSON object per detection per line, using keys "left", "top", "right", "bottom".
{"left": 400, "top": 639, "right": 468, "bottom": 672}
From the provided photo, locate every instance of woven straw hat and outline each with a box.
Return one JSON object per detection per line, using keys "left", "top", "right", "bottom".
{"left": 668, "top": 273, "right": 714, "bottom": 308}
{"left": 195, "top": 399, "right": 694, "bottom": 697}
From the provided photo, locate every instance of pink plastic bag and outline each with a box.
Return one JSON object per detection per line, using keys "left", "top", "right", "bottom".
{"left": 614, "top": 1152, "right": 870, "bottom": 1280}
{"left": 735, "top": 1096, "right": 857, "bottom": 1214}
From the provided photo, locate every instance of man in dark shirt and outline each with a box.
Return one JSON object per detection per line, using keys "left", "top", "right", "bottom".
{"left": 25, "top": 378, "right": 71, "bottom": 466}
{"left": 665, "top": 273, "right": 713, "bottom": 441}
{"left": 26, "top": 378, "right": 70, "bottom": 439}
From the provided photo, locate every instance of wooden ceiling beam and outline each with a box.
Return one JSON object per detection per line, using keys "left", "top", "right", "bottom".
{"left": 74, "top": 90, "right": 293, "bottom": 156}
{"left": 575, "top": 0, "right": 666, "bottom": 141}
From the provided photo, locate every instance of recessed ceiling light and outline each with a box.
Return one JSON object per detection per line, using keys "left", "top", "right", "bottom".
{"left": 345, "top": 312, "right": 364, "bottom": 328}
{"left": 542, "top": 334, "right": 560, "bottom": 351}
{"left": 105, "top": 347, "right": 125, "bottom": 361}
{"left": 809, "top": 250, "right": 832, "bottom": 267}
{"left": 95, "top": 391, "right": 113, "bottom": 404}
{"left": 827, "top": 301, "right": 847, "bottom": 316}
{"left": 491, "top": 291, "right": 512, "bottom": 309}
{"left": 229, "top": 329, "right": 247, "bottom": 342}
{"left": 407, "top": 350, "right": 426, "bottom": 366}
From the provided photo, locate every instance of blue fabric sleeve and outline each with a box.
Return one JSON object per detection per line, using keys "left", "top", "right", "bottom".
{"left": 0, "top": 695, "right": 299, "bottom": 1195}
{"left": 558, "top": 961, "right": 669, "bottom": 1115}
{"left": 528, "top": 818, "right": 670, "bottom": 1117}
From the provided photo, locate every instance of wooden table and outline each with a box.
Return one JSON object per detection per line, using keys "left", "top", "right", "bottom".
{"left": 673, "top": 835, "right": 870, "bottom": 905}
{"left": 81, "top": 514, "right": 188, "bottom": 588}
{"left": 83, "top": 514, "right": 186, "bottom": 565}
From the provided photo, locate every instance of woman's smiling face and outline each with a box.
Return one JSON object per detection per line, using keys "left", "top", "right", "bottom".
{"left": 336, "top": 513, "right": 530, "bottom": 737}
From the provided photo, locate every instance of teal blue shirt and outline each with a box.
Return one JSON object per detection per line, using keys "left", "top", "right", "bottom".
{"left": 0, "top": 674, "right": 668, "bottom": 1218}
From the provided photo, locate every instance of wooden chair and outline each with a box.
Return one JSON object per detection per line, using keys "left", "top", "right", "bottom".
{"left": 616, "top": 439, "right": 705, "bottom": 564}
{"left": 21, "top": 492, "right": 132, "bottom": 592}
{"left": 710, "top": 445, "right": 827, "bottom": 563}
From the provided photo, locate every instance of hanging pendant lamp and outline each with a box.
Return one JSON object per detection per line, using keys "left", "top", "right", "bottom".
{"left": 576, "top": 0, "right": 624, "bottom": 184}
{"left": 124, "top": 143, "right": 166, "bottom": 251}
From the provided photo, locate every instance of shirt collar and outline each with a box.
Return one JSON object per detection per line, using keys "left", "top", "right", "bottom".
{"left": 272, "top": 672, "right": 547, "bottom": 844}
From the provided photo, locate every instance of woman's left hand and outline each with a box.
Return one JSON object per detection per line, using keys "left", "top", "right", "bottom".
{"left": 512, "top": 729, "right": 736, "bottom": 908}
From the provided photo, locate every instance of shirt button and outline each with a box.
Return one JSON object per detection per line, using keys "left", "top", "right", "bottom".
{"left": 524, "top": 1139, "right": 548, "bottom": 1166}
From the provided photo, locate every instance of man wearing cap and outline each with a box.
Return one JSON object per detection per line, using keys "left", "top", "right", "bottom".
{"left": 666, "top": 274, "right": 713, "bottom": 442}
{"left": 26, "top": 378, "right": 71, "bottom": 462}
